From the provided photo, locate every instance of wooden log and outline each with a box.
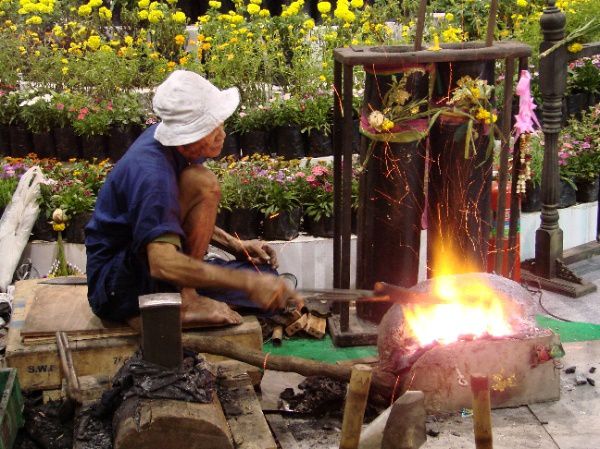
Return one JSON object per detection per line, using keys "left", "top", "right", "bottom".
{"left": 339, "top": 365, "right": 373, "bottom": 449}
{"left": 182, "top": 335, "right": 398, "bottom": 399}
{"left": 113, "top": 395, "right": 233, "bottom": 449}
{"left": 471, "top": 374, "right": 493, "bottom": 449}
{"left": 285, "top": 313, "right": 308, "bottom": 336}
{"left": 305, "top": 313, "right": 326, "bottom": 339}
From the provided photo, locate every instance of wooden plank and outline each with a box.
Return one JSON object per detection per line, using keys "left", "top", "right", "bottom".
{"left": 220, "top": 372, "right": 277, "bottom": 449}
{"left": 7, "top": 279, "right": 263, "bottom": 391}
{"left": 265, "top": 415, "right": 301, "bottom": 449}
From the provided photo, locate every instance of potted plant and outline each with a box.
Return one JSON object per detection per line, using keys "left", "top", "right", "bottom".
{"left": 300, "top": 162, "right": 334, "bottom": 237}
{"left": 566, "top": 58, "right": 600, "bottom": 118}
{"left": 233, "top": 106, "right": 272, "bottom": 157}
{"left": 561, "top": 108, "right": 600, "bottom": 202}
{"left": 106, "top": 91, "right": 146, "bottom": 161}
{"left": 219, "top": 159, "right": 263, "bottom": 239}
{"left": 17, "top": 89, "right": 56, "bottom": 158}
{"left": 51, "top": 92, "right": 80, "bottom": 161}
{"left": 1, "top": 90, "right": 31, "bottom": 157}
{"left": 258, "top": 161, "right": 303, "bottom": 241}
{"left": 269, "top": 94, "right": 306, "bottom": 160}
{"left": 301, "top": 93, "right": 333, "bottom": 157}
{"left": 70, "top": 93, "right": 112, "bottom": 160}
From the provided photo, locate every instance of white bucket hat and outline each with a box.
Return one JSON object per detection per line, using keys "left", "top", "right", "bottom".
{"left": 153, "top": 70, "right": 240, "bottom": 146}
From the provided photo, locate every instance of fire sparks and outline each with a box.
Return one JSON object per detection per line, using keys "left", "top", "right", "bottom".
{"left": 402, "top": 273, "right": 517, "bottom": 347}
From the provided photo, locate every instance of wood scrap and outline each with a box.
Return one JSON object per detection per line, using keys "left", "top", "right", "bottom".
{"left": 305, "top": 313, "right": 326, "bottom": 339}
{"left": 285, "top": 313, "right": 308, "bottom": 336}
{"left": 339, "top": 365, "right": 373, "bottom": 449}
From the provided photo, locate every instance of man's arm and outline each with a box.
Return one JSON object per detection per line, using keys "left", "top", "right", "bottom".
{"left": 147, "top": 241, "right": 291, "bottom": 309}
{"left": 211, "top": 226, "right": 279, "bottom": 268}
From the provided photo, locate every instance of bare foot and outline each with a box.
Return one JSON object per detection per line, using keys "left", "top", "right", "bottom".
{"left": 181, "top": 287, "right": 242, "bottom": 328}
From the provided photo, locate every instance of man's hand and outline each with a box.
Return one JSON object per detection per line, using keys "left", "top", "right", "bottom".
{"left": 246, "top": 273, "right": 302, "bottom": 311}
{"left": 237, "top": 240, "right": 279, "bottom": 269}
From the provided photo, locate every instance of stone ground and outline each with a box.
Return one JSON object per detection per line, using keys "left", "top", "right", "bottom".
{"left": 258, "top": 255, "right": 600, "bottom": 449}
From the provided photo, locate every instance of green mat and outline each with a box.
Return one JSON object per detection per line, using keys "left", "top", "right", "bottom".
{"left": 263, "top": 334, "right": 377, "bottom": 363}
{"left": 536, "top": 315, "right": 600, "bottom": 342}
{"left": 261, "top": 316, "right": 600, "bottom": 362}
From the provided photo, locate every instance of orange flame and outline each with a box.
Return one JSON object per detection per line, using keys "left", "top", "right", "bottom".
{"left": 403, "top": 254, "right": 516, "bottom": 346}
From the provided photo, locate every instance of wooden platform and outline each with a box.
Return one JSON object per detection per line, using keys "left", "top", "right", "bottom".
{"left": 6, "top": 279, "right": 263, "bottom": 391}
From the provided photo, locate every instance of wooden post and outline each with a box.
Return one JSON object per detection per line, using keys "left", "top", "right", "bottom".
{"left": 413, "top": 0, "right": 428, "bottom": 51}
{"left": 339, "top": 365, "right": 373, "bottom": 449}
{"left": 485, "top": 0, "right": 499, "bottom": 47}
{"left": 471, "top": 374, "right": 493, "bottom": 449}
{"left": 536, "top": 1, "right": 567, "bottom": 279}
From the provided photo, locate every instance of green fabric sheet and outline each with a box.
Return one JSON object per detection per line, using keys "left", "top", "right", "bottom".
{"left": 536, "top": 315, "right": 600, "bottom": 342}
{"left": 263, "top": 334, "right": 377, "bottom": 363}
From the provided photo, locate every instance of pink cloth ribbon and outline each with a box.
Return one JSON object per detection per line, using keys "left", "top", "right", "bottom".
{"left": 514, "top": 70, "right": 541, "bottom": 138}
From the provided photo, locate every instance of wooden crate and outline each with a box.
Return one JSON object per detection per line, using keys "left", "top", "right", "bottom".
{"left": 6, "top": 280, "right": 263, "bottom": 391}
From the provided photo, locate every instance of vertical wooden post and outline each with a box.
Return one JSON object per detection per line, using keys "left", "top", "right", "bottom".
{"left": 339, "top": 365, "right": 372, "bottom": 449}
{"left": 413, "top": 0, "right": 428, "bottom": 51}
{"left": 485, "top": 0, "right": 499, "bottom": 47}
{"left": 471, "top": 374, "right": 493, "bottom": 449}
{"left": 536, "top": 0, "right": 567, "bottom": 278}
{"left": 333, "top": 59, "right": 343, "bottom": 292}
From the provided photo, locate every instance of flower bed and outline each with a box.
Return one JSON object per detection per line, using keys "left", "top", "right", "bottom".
{"left": 1, "top": 154, "right": 359, "bottom": 243}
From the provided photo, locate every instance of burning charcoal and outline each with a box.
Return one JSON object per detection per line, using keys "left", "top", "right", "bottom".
{"left": 590, "top": 367, "right": 596, "bottom": 374}
{"left": 587, "top": 377, "right": 596, "bottom": 387}
{"left": 564, "top": 366, "right": 576, "bottom": 374}
{"left": 575, "top": 374, "right": 587, "bottom": 386}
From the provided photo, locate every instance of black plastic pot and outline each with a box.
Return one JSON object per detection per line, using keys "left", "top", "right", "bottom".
{"left": 239, "top": 130, "right": 268, "bottom": 157}
{"left": 9, "top": 123, "right": 32, "bottom": 158}
{"left": 307, "top": 129, "right": 333, "bottom": 157}
{"left": 229, "top": 208, "right": 261, "bottom": 240}
{"left": 220, "top": 132, "right": 240, "bottom": 159}
{"left": 31, "top": 131, "right": 55, "bottom": 159}
{"left": 107, "top": 125, "right": 140, "bottom": 161}
{"left": 64, "top": 211, "right": 93, "bottom": 243}
{"left": 559, "top": 179, "right": 577, "bottom": 208}
{"left": 263, "top": 208, "right": 302, "bottom": 241}
{"left": 575, "top": 178, "right": 599, "bottom": 203}
{"left": 80, "top": 134, "right": 107, "bottom": 160}
{"left": 54, "top": 126, "right": 80, "bottom": 160}
{"left": 215, "top": 208, "right": 230, "bottom": 232}
{"left": 273, "top": 125, "right": 306, "bottom": 160}
{"left": 0, "top": 124, "right": 10, "bottom": 157}
{"left": 521, "top": 181, "right": 542, "bottom": 213}
{"left": 306, "top": 214, "right": 334, "bottom": 238}
{"left": 565, "top": 92, "right": 587, "bottom": 120}
{"left": 31, "top": 213, "right": 56, "bottom": 242}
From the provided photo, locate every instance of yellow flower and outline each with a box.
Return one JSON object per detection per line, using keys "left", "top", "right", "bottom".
{"left": 62, "top": 66, "right": 69, "bottom": 74}
{"left": 227, "top": 53, "right": 234, "bottom": 60}
{"left": 201, "top": 42, "right": 211, "bottom": 50}
{"left": 138, "top": 0, "right": 149, "bottom": 8}
{"left": 25, "top": 15, "right": 42, "bottom": 25}
{"left": 89, "top": 0, "right": 102, "bottom": 8}
{"left": 259, "top": 8, "right": 270, "bottom": 16}
{"left": 516, "top": 0, "right": 527, "bottom": 7}
{"left": 172, "top": 11, "right": 186, "bottom": 23}
{"left": 100, "top": 44, "right": 112, "bottom": 52}
{"left": 124, "top": 35, "right": 133, "bottom": 46}
{"left": 250, "top": 0, "right": 261, "bottom": 3}
{"left": 174, "top": 34, "right": 186, "bottom": 45}
{"left": 303, "top": 18, "right": 315, "bottom": 29}
{"left": 247, "top": 4, "right": 260, "bottom": 14}
{"left": 87, "top": 35, "right": 101, "bottom": 50}
{"left": 445, "top": 12, "right": 454, "bottom": 21}
{"left": 476, "top": 108, "right": 491, "bottom": 123}
{"left": 77, "top": 4, "right": 92, "bottom": 16}
{"left": 138, "top": 9, "right": 148, "bottom": 20}
{"left": 317, "top": 1, "right": 331, "bottom": 13}
{"left": 350, "top": 0, "right": 363, "bottom": 8}
{"left": 179, "top": 55, "right": 189, "bottom": 65}
{"left": 149, "top": 51, "right": 160, "bottom": 59}
{"left": 381, "top": 119, "right": 394, "bottom": 131}
{"left": 98, "top": 6, "right": 112, "bottom": 20}
{"left": 167, "top": 61, "right": 176, "bottom": 70}
{"left": 208, "top": 0, "right": 221, "bottom": 8}
{"left": 428, "top": 34, "right": 441, "bottom": 51}
{"left": 568, "top": 42, "right": 583, "bottom": 53}
{"left": 53, "top": 223, "right": 66, "bottom": 232}
{"left": 148, "top": 9, "right": 163, "bottom": 23}
{"left": 319, "top": 75, "right": 326, "bottom": 81}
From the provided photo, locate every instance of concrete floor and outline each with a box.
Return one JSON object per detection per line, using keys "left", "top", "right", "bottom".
{"left": 258, "top": 255, "right": 600, "bottom": 449}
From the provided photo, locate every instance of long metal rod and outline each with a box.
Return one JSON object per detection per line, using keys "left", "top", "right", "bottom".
{"left": 493, "top": 57, "right": 516, "bottom": 273}
{"left": 56, "top": 331, "right": 82, "bottom": 403}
